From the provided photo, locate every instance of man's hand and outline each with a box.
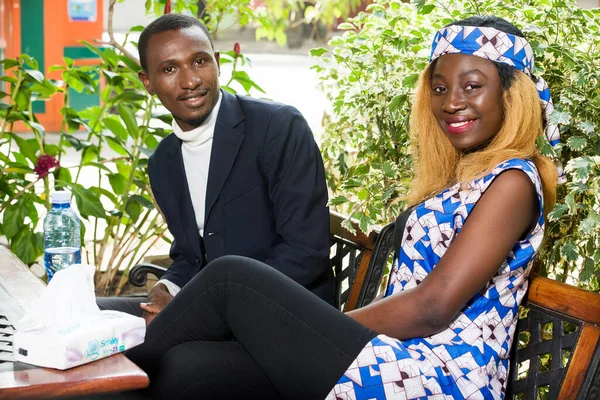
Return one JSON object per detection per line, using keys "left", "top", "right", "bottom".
{"left": 140, "top": 283, "right": 174, "bottom": 325}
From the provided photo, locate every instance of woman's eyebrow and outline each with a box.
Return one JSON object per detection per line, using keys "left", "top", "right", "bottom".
{"left": 459, "top": 69, "right": 487, "bottom": 79}
{"left": 431, "top": 69, "right": 488, "bottom": 80}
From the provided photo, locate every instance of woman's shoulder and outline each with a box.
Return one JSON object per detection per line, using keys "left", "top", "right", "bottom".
{"left": 468, "top": 158, "right": 543, "bottom": 207}
{"left": 481, "top": 158, "right": 541, "bottom": 188}
{"left": 492, "top": 158, "right": 539, "bottom": 176}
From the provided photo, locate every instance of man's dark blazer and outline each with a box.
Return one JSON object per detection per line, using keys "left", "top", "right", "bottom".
{"left": 148, "top": 90, "right": 333, "bottom": 304}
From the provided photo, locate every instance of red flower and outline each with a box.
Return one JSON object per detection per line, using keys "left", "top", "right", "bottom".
{"left": 34, "top": 155, "right": 60, "bottom": 178}
{"left": 164, "top": 0, "right": 171, "bottom": 14}
{"left": 233, "top": 42, "right": 241, "bottom": 55}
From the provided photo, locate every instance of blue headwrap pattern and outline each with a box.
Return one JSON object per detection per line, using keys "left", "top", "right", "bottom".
{"left": 429, "top": 25, "right": 565, "bottom": 183}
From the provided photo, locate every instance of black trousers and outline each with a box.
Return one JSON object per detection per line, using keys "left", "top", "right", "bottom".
{"left": 124, "top": 255, "right": 377, "bottom": 400}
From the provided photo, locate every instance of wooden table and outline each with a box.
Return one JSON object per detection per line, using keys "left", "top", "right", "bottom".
{"left": 0, "top": 246, "right": 149, "bottom": 399}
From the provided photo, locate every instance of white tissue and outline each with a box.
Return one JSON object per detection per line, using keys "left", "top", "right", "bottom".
{"left": 19, "top": 264, "right": 101, "bottom": 330}
{"left": 12, "top": 264, "right": 146, "bottom": 370}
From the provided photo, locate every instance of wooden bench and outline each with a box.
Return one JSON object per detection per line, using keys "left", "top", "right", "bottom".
{"left": 129, "top": 212, "right": 600, "bottom": 399}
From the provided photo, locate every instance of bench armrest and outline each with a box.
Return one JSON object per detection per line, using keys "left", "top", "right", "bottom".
{"left": 128, "top": 263, "right": 168, "bottom": 287}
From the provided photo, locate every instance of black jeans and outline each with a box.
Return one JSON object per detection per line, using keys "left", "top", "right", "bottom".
{"left": 125, "top": 255, "right": 377, "bottom": 400}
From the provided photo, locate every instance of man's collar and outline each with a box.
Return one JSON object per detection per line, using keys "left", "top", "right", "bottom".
{"left": 171, "top": 90, "right": 223, "bottom": 146}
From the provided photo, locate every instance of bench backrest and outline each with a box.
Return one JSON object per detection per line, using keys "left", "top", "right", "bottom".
{"left": 331, "top": 217, "right": 600, "bottom": 399}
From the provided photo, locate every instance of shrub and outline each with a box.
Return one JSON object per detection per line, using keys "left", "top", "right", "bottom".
{"left": 312, "top": 0, "right": 600, "bottom": 291}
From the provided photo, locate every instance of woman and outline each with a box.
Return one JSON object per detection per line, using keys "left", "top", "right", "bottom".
{"left": 126, "top": 16, "right": 560, "bottom": 399}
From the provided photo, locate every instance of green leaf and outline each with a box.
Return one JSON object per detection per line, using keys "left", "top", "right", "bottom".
{"left": 566, "top": 136, "right": 586, "bottom": 151}
{"left": 341, "top": 218, "right": 356, "bottom": 234}
{"left": 359, "top": 213, "right": 370, "bottom": 235}
{"left": 57, "top": 167, "right": 72, "bottom": 184}
{"left": 105, "top": 136, "right": 130, "bottom": 156}
{"left": 548, "top": 204, "right": 569, "bottom": 221}
{"left": 11, "top": 229, "right": 43, "bottom": 265}
{"left": 70, "top": 185, "right": 106, "bottom": 219}
{"left": 579, "top": 257, "right": 595, "bottom": 282}
{"left": 567, "top": 157, "right": 592, "bottom": 181}
{"left": 27, "top": 121, "right": 45, "bottom": 138}
{"left": 413, "top": 0, "right": 426, "bottom": 10}
{"left": 420, "top": 4, "right": 436, "bottom": 14}
{"left": 231, "top": 71, "right": 266, "bottom": 94}
{"left": 125, "top": 199, "right": 142, "bottom": 222}
{"left": 3, "top": 202, "right": 25, "bottom": 239}
{"left": 381, "top": 162, "right": 396, "bottom": 178}
{"left": 577, "top": 121, "right": 595, "bottom": 135}
{"left": 337, "top": 22, "right": 356, "bottom": 30}
{"left": 24, "top": 69, "right": 44, "bottom": 83}
{"left": 342, "top": 178, "right": 363, "bottom": 189}
{"left": 401, "top": 73, "right": 419, "bottom": 89}
{"left": 64, "top": 134, "right": 92, "bottom": 151}
{"left": 579, "top": 211, "right": 600, "bottom": 235}
{"left": 357, "top": 188, "right": 369, "bottom": 200}
{"left": 138, "top": 146, "right": 154, "bottom": 157}
{"left": 389, "top": 94, "right": 407, "bottom": 113}
{"left": 81, "top": 162, "right": 112, "bottom": 173}
{"left": 110, "top": 92, "right": 147, "bottom": 104}
{"left": 108, "top": 173, "right": 127, "bottom": 194}
{"left": 15, "top": 86, "right": 31, "bottom": 111}
{"left": 561, "top": 239, "right": 578, "bottom": 262}
{"left": 309, "top": 48, "right": 328, "bottom": 57}
{"left": 118, "top": 104, "right": 138, "bottom": 138}
{"left": 21, "top": 55, "right": 39, "bottom": 70}
{"left": 103, "top": 116, "right": 128, "bottom": 140}
{"left": 0, "top": 58, "right": 19, "bottom": 69}
{"left": 329, "top": 195, "right": 349, "bottom": 206}
{"left": 129, "top": 194, "right": 154, "bottom": 209}
{"left": 8, "top": 133, "right": 38, "bottom": 162}
{"left": 548, "top": 110, "right": 571, "bottom": 125}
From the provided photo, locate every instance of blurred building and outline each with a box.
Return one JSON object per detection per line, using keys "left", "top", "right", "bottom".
{"left": 1, "top": 0, "right": 103, "bottom": 131}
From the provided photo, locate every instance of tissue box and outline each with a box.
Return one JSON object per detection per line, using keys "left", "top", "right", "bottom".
{"left": 13, "top": 310, "right": 145, "bottom": 370}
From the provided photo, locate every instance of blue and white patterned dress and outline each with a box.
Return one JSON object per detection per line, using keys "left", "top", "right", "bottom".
{"left": 327, "top": 159, "right": 545, "bottom": 400}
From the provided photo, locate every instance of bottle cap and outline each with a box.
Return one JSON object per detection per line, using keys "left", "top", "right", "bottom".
{"left": 51, "top": 190, "right": 72, "bottom": 204}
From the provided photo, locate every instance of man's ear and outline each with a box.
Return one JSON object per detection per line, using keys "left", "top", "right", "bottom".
{"left": 214, "top": 51, "right": 221, "bottom": 76}
{"left": 138, "top": 70, "right": 155, "bottom": 95}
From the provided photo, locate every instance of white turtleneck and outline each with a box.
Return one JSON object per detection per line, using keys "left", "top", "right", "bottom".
{"left": 157, "top": 92, "right": 222, "bottom": 297}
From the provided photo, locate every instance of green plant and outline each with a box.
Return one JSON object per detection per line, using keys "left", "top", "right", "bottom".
{"left": 312, "top": 0, "right": 600, "bottom": 291}
{"left": 144, "top": 0, "right": 361, "bottom": 46}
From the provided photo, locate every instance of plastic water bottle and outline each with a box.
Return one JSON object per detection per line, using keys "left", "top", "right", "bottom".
{"left": 43, "top": 191, "right": 82, "bottom": 281}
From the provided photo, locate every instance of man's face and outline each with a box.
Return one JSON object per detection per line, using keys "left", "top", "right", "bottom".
{"left": 139, "top": 27, "right": 221, "bottom": 132}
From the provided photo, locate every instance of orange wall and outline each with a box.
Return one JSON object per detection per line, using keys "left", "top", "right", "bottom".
{"left": 4, "top": 0, "right": 103, "bottom": 132}
{"left": 2, "top": 0, "right": 21, "bottom": 60}
{"left": 64, "top": 0, "right": 103, "bottom": 47}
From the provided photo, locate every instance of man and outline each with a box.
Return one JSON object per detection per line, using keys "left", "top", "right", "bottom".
{"left": 101, "top": 13, "right": 333, "bottom": 323}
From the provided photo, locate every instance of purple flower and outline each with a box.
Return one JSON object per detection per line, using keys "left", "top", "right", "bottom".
{"left": 34, "top": 155, "right": 60, "bottom": 178}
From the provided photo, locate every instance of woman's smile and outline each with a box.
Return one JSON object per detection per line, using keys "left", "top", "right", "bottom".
{"left": 444, "top": 118, "right": 479, "bottom": 135}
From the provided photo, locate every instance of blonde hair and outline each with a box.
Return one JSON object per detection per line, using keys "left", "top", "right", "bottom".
{"left": 408, "top": 65, "right": 557, "bottom": 216}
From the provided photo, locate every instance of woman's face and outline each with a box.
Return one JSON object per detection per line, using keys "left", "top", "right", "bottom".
{"left": 430, "top": 54, "right": 505, "bottom": 152}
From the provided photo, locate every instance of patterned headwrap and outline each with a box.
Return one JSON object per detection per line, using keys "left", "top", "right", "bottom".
{"left": 429, "top": 25, "right": 566, "bottom": 183}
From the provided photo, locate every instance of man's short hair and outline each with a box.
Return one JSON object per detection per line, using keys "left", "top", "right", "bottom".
{"left": 138, "top": 14, "right": 213, "bottom": 71}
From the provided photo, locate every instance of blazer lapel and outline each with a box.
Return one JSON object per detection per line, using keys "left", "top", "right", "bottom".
{"left": 164, "top": 135, "right": 204, "bottom": 261}
{"left": 204, "top": 91, "right": 245, "bottom": 226}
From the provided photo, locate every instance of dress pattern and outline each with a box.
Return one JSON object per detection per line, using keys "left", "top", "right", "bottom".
{"left": 327, "top": 159, "right": 545, "bottom": 400}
